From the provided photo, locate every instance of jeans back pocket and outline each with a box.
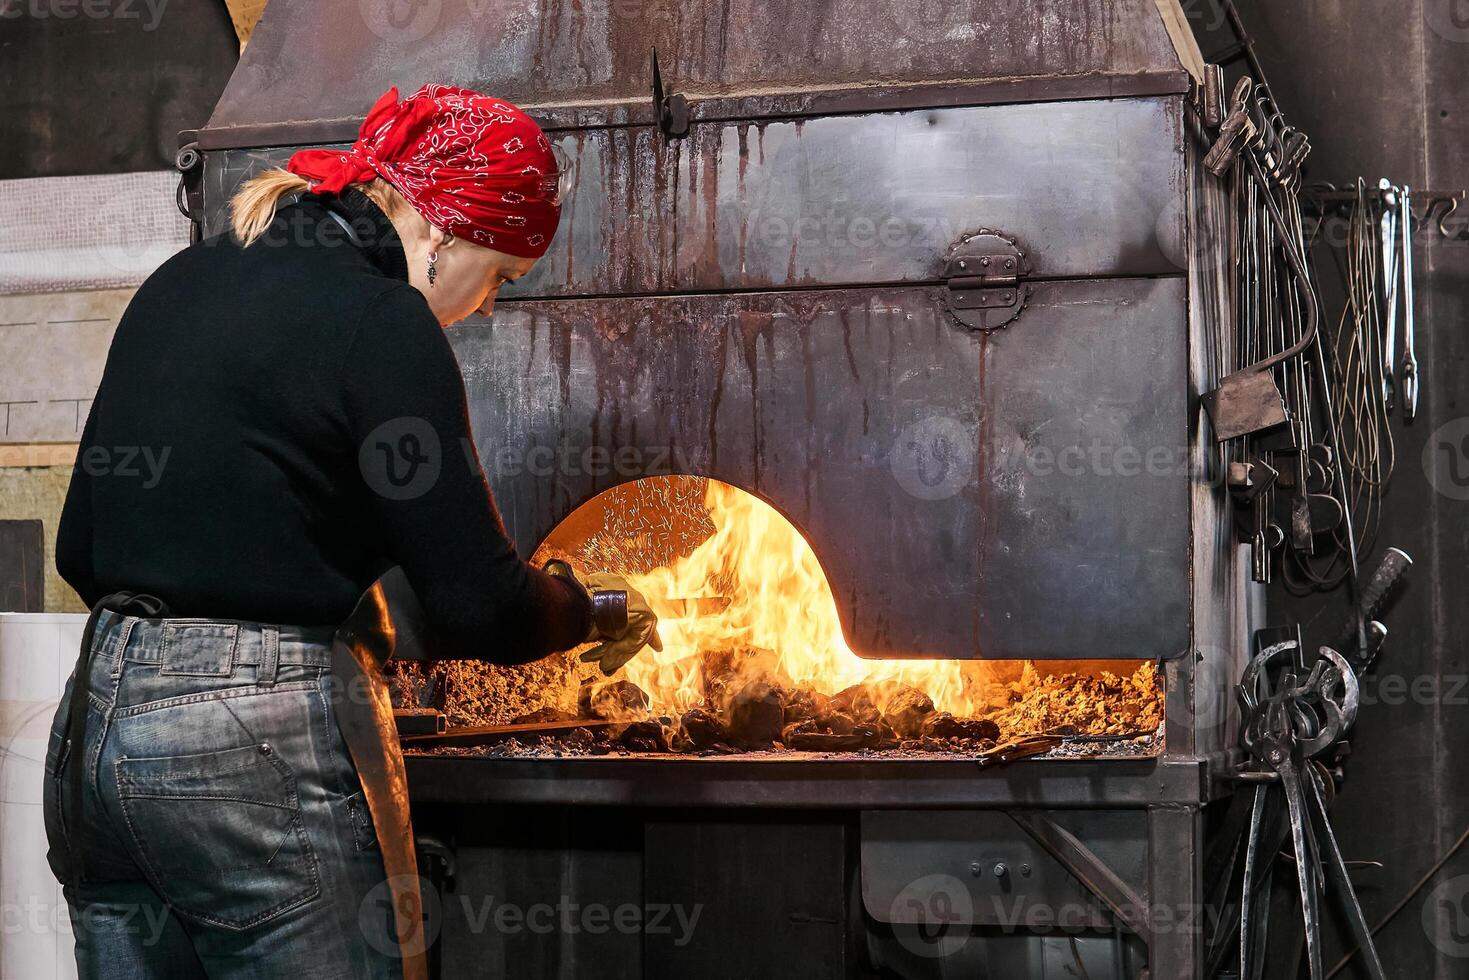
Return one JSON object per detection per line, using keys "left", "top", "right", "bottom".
{"left": 115, "top": 742, "right": 321, "bottom": 930}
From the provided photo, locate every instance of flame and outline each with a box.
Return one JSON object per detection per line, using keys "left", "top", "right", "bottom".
{"left": 619, "top": 480, "right": 979, "bottom": 716}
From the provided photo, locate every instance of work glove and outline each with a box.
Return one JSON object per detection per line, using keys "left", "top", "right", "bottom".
{"left": 544, "top": 562, "right": 662, "bottom": 675}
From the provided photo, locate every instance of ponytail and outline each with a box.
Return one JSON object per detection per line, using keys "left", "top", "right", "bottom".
{"left": 229, "top": 169, "right": 412, "bottom": 246}
{"left": 229, "top": 169, "right": 310, "bottom": 246}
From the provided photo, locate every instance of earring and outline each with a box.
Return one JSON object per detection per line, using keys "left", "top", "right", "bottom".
{"left": 427, "top": 251, "right": 438, "bottom": 287}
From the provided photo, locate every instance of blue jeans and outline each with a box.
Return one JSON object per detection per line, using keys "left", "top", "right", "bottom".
{"left": 43, "top": 610, "right": 404, "bottom": 979}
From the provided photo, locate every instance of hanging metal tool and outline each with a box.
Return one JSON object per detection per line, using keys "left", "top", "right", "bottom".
{"left": 1200, "top": 82, "right": 1319, "bottom": 443}
{"left": 1377, "top": 179, "right": 1399, "bottom": 414}
{"left": 1230, "top": 641, "right": 1385, "bottom": 980}
{"left": 1398, "top": 186, "right": 1419, "bottom": 419}
{"left": 1201, "top": 178, "right": 1316, "bottom": 441}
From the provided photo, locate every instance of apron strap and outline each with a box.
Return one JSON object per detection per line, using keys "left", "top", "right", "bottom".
{"left": 332, "top": 567, "right": 433, "bottom": 980}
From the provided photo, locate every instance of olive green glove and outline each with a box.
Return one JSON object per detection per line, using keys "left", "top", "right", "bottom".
{"left": 579, "top": 572, "right": 662, "bottom": 674}
{"left": 544, "top": 562, "right": 663, "bottom": 675}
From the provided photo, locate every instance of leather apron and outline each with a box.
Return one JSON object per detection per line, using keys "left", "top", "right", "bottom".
{"left": 330, "top": 566, "right": 433, "bottom": 980}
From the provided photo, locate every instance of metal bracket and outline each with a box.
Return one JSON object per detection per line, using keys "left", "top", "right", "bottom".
{"left": 175, "top": 137, "right": 204, "bottom": 243}
{"left": 650, "top": 48, "right": 689, "bottom": 140}
{"left": 1007, "top": 810, "right": 1153, "bottom": 946}
{"left": 943, "top": 230, "right": 1031, "bottom": 332}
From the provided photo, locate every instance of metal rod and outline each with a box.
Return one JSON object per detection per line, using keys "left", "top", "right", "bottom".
{"left": 1241, "top": 153, "right": 1319, "bottom": 372}
{"left": 1220, "top": 0, "right": 1272, "bottom": 97}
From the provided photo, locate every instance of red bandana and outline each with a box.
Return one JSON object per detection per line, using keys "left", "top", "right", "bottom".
{"left": 286, "top": 84, "right": 562, "bottom": 258}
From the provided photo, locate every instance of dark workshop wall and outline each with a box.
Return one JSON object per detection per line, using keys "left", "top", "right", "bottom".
{"left": 0, "top": 0, "right": 240, "bottom": 178}
{"left": 1198, "top": 2, "right": 1469, "bottom": 976}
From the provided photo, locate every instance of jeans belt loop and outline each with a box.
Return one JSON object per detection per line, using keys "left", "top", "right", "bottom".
{"left": 109, "top": 617, "right": 136, "bottom": 680}
{"left": 259, "top": 625, "right": 280, "bottom": 687}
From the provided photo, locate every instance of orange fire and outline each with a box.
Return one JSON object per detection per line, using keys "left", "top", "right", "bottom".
{"left": 618, "top": 479, "right": 980, "bottom": 716}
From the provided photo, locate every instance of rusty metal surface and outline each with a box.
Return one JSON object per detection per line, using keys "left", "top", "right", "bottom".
{"left": 403, "top": 754, "right": 1207, "bottom": 807}
{"left": 202, "top": 0, "right": 1186, "bottom": 147}
{"left": 191, "top": 3, "right": 1198, "bottom": 668}
{"left": 1178, "top": 128, "right": 1259, "bottom": 763}
{"left": 200, "top": 97, "right": 1186, "bottom": 294}
{"left": 192, "top": 104, "right": 1192, "bottom": 664}
{"left": 447, "top": 277, "right": 1189, "bottom": 661}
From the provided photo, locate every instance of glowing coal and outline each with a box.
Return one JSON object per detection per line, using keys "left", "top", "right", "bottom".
{"left": 389, "top": 476, "right": 1163, "bottom": 756}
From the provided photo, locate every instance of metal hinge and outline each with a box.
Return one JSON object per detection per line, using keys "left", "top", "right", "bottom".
{"left": 943, "top": 231, "right": 1031, "bottom": 332}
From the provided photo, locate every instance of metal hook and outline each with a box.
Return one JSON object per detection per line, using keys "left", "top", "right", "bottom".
{"left": 1428, "top": 191, "right": 1465, "bottom": 238}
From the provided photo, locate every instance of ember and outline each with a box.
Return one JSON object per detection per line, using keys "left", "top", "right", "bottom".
{"left": 389, "top": 476, "right": 1164, "bottom": 757}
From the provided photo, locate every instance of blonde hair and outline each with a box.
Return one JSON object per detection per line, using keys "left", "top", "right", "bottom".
{"left": 228, "top": 168, "right": 413, "bottom": 246}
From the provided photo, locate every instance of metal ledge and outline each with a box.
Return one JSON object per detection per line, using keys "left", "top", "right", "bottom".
{"left": 404, "top": 754, "right": 1208, "bottom": 810}
{"left": 195, "top": 71, "right": 1189, "bottom": 150}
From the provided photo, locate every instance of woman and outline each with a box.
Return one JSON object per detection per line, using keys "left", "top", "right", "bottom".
{"left": 46, "top": 84, "right": 657, "bottom": 978}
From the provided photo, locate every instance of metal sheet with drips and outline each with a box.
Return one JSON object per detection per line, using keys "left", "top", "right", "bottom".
{"left": 448, "top": 278, "right": 1189, "bottom": 662}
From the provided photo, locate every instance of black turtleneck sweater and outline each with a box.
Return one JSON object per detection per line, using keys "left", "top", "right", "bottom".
{"left": 56, "top": 192, "right": 591, "bottom": 661}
